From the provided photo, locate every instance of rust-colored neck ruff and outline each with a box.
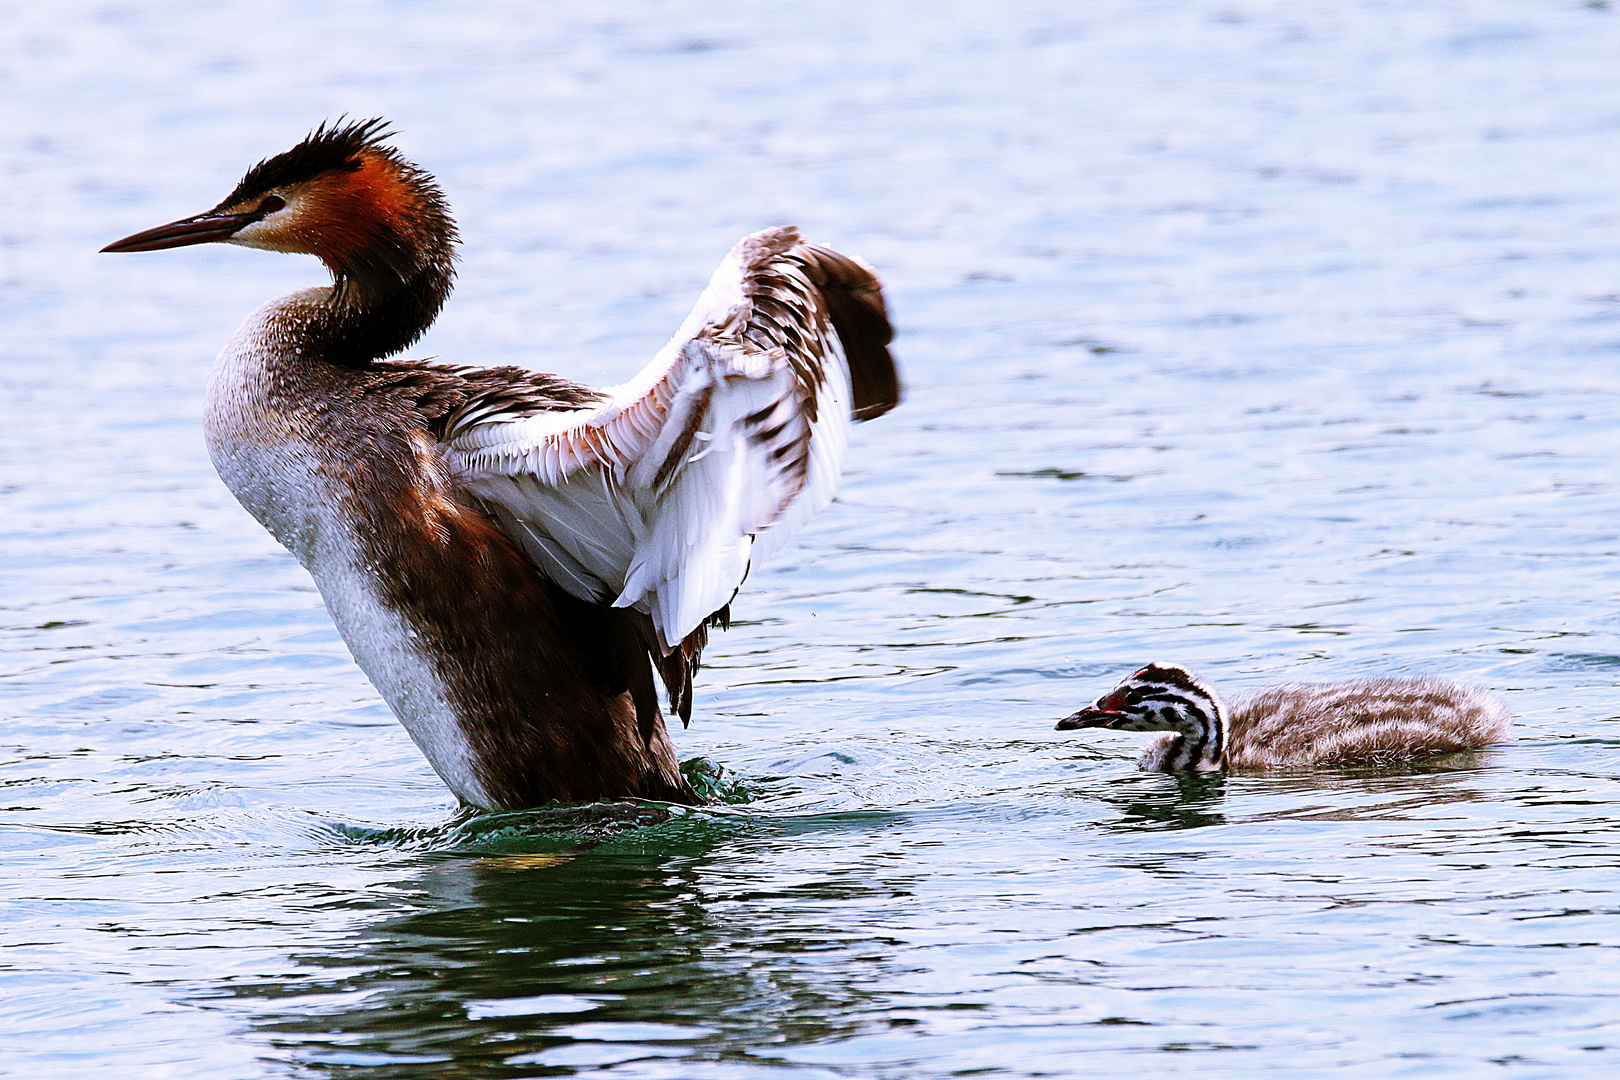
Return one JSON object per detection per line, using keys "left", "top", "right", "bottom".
{"left": 293, "top": 149, "right": 457, "bottom": 368}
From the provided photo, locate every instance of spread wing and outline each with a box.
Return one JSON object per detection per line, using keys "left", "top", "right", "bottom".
{"left": 440, "top": 227, "right": 899, "bottom": 694}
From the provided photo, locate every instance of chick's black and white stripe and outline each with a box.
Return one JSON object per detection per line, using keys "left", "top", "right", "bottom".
{"left": 1104, "top": 664, "right": 1228, "bottom": 771}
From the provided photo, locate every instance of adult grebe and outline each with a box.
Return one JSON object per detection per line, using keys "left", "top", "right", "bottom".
{"left": 102, "top": 119, "right": 900, "bottom": 811}
{"left": 1057, "top": 662, "right": 1511, "bottom": 772}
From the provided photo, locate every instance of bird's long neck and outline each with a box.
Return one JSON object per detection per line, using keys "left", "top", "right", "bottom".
{"left": 1161, "top": 689, "right": 1227, "bottom": 770}
{"left": 304, "top": 253, "right": 453, "bottom": 368}
{"left": 289, "top": 149, "right": 458, "bottom": 368}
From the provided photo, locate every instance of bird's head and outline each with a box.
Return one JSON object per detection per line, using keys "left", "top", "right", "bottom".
{"left": 102, "top": 118, "right": 456, "bottom": 300}
{"left": 1056, "top": 662, "right": 1223, "bottom": 734}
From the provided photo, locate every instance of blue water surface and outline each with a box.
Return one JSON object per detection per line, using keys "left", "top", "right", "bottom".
{"left": 3, "top": 1, "right": 1619, "bottom": 1076}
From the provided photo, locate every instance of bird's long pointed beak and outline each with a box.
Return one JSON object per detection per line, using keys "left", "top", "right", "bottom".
{"left": 101, "top": 211, "right": 258, "bottom": 253}
{"left": 1055, "top": 708, "right": 1123, "bottom": 731}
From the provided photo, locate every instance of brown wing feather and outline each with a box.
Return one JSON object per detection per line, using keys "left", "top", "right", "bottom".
{"left": 364, "top": 358, "right": 606, "bottom": 435}
{"left": 795, "top": 244, "right": 900, "bottom": 421}
{"left": 648, "top": 604, "right": 730, "bottom": 729}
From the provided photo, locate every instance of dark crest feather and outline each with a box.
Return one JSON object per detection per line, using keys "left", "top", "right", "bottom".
{"left": 216, "top": 117, "right": 395, "bottom": 209}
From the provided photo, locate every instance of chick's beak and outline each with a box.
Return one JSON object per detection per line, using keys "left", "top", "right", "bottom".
{"left": 102, "top": 210, "right": 258, "bottom": 253}
{"left": 1055, "top": 707, "right": 1123, "bottom": 731}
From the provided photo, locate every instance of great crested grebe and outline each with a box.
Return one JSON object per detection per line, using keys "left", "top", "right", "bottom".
{"left": 1057, "top": 662, "right": 1512, "bottom": 772}
{"left": 102, "top": 119, "right": 900, "bottom": 811}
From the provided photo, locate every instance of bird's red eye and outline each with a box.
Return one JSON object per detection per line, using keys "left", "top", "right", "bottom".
{"left": 259, "top": 195, "right": 286, "bottom": 214}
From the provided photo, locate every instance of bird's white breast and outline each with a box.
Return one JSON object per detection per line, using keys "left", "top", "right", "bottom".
{"left": 201, "top": 295, "right": 496, "bottom": 809}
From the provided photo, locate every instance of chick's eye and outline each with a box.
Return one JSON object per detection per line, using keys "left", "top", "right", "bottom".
{"left": 258, "top": 195, "right": 286, "bottom": 214}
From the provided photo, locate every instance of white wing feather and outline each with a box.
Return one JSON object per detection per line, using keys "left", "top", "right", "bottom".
{"left": 443, "top": 228, "right": 859, "bottom": 652}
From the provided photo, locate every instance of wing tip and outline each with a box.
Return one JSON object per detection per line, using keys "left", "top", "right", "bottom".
{"left": 732, "top": 229, "right": 904, "bottom": 422}
{"left": 851, "top": 391, "right": 901, "bottom": 421}
{"left": 798, "top": 245, "right": 901, "bottom": 421}
{"left": 733, "top": 226, "right": 803, "bottom": 272}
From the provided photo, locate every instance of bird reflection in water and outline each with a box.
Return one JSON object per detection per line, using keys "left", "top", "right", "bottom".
{"left": 1089, "top": 771, "right": 1230, "bottom": 831}
{"left": 222, "top": 816, "right": 902, "bottom": 1075}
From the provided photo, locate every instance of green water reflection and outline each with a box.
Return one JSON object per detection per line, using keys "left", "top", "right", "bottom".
{"left": 230, "top": 815, "right": 913, "bottom": 1076}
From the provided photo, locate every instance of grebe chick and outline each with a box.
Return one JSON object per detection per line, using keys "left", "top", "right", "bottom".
{"left": 1057, "top": 662, "right": 1511, "bottom": 772}
{"left": 101, "top": 119, "right": 900, "bottom": 812}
